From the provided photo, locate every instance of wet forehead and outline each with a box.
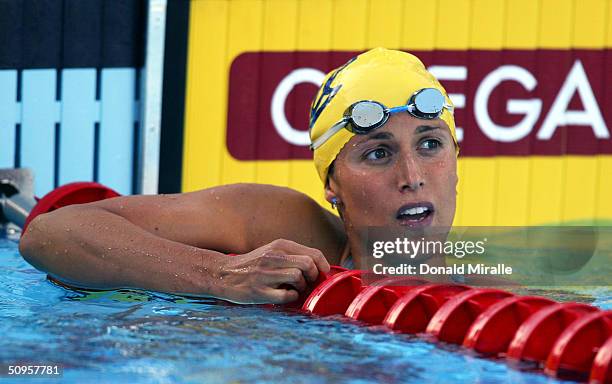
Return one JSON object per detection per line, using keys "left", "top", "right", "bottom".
{"left": 349, "top": 114, "right": 450, "bottom": 146}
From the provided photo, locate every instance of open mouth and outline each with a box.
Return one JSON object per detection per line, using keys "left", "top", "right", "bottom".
{"left": 396, "top": 202, "right": 434, "bottom": 226}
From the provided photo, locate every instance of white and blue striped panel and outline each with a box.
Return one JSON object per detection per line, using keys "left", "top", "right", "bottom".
{"left": 58, "top": 69, "right": 98, "bottom": 186}
{"left": 0, "top": 67, "right": 140, "bottom": 197}
{"left": 99, "top": 68, "right": 138, "bottom": 195}
{"left": 21, "top": 69, "right": 59, "bottom": 196}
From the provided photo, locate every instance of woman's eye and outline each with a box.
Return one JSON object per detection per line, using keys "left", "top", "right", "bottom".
{"left": 419, "top": 139, "right": 441, "bottom": 150}
{"left": 365, "top": 148, "right": 389, "bottom": 160}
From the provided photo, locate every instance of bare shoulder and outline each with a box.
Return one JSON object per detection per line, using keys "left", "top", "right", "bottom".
{"left": 225, "top": 184, "right": 346, "bottom": 262}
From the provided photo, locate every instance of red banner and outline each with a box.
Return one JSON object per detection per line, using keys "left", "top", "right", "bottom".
{"left": 227, "top": 50, "right": 612, "bottom": 160}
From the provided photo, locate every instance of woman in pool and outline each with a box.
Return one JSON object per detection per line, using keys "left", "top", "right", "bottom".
{"left": 19, "top": 48, "right": 458, "bottom": 304}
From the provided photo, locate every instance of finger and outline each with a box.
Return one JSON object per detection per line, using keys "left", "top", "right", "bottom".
{"left": 261, "top": 287, "right": 299, "bottom": 305}
{"left": 266, "top": 268, "right": 307, "bottom": 292}
{"left": 288, "top": 255, "right": 319, "bottom": 283}
{"left": 260, "top": 254, "right": 318, "bottom": 283}
{"left": 271, "top": 239, "right": 330, "bottom": 274}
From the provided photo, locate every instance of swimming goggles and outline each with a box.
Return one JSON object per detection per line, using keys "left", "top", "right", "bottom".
{"left": 310, "top": 88, "right": 453, "bottom": 150}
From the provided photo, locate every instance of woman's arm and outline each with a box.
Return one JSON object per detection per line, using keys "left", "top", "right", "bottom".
{"left": 19, "top": 184, "right": 340, "bottom": 303}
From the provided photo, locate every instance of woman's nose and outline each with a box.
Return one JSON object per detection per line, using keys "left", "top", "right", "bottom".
{"left": 396, "top": 154, "right": 425, "bottom": 192}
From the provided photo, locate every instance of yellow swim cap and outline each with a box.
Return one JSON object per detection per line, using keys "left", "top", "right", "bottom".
{"left": 309, "top": 47, "right": 457, "bottom": 183}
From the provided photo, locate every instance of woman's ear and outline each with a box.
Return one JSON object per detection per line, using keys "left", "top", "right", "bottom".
{"left": 324, "top": 184, "right": 337, "bottom": 206}
{"left": 325, "top": 189, "right": 341, "bottom": 211}
{"left": 324, "top": 172, "right": 340, "bottom": 205}
{"left": 325, "top": 171, "right": 343, "bottom": 217}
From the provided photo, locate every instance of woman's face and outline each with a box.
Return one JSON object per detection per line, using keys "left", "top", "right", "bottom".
{"left": 326, "top": 113, "right": 458, "bottom": 230}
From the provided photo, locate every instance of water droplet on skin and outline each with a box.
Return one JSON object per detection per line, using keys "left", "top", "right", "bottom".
{"left": 215, "top": 196, "right": 220, "bottom": 200}
{"left": 119, "top": 205, "right": 125, "bottom": 209}
{"left": 108, "top": 247, "right": 112, "bottom": 250}
{"left": 65, "top": 228, "right": 71, "bottom": 232}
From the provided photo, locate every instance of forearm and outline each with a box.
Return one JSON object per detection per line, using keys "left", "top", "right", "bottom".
{"left": 19, "top": 205, "right": 226, "bottom": 296}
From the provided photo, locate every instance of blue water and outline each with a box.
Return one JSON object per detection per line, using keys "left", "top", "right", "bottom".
{"left": 1, "top": 235, "right": 609, "bottom": 384}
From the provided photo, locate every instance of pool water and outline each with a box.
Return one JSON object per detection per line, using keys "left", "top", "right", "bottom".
{"left": 1, "top": 236, "right": 609, "bottom": 383}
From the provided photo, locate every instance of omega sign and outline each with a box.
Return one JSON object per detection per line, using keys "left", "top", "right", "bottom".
{"left": 226, "top": 50, "right": 611, "bottom": 160}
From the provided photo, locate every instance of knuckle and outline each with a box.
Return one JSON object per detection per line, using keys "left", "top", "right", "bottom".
{"left": 261, "top": 249, "right": 283, "bottom": 260}
{"left": 271, "top": 238, "right": 287, "bottom": 247}
{"left": 289, "top": 269, "right": 302, "bottom": 281}
{"left": 301, "top": 258, "right": 316, "bottom": 275}
{"left": 254, "top": 256, "right": 266, "bottom": 267}
{"left": 304, "top": 257, "right": 316, "bottom": 269}
{"left": 261, "top": 243, "right": 275, "bottom": 253}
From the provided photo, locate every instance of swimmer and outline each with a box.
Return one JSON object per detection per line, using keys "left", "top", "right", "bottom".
{"left": 19, "top": 48, "right": 458, "bottom": 304}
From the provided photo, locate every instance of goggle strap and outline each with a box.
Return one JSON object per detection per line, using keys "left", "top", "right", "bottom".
{"left": 387, "top": 105, "right": 411, "bottom": 114}
{"left": 310, "top": 119, "right": 348, "bottom": 150}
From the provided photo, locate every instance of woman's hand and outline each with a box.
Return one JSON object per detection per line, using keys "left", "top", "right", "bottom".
{"left": 213, "top": 239, "right": 331, "bottom": 304}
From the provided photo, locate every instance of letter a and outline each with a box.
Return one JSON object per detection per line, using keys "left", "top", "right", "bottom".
{"left": 538, "top": 60, "right": 609, "bottom": 140}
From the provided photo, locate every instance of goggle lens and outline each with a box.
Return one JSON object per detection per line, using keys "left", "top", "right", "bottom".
{"left": 349, "top": 101, "right": 385, "bottom": 129}
{"left": 412, "top": 88, "right": 446, "bottom": 116}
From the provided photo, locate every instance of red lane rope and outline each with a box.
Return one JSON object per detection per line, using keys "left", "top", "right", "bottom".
{"left": 383, "top": 284, "right": 470, "bottom": 334}
{"left": 507, "top": 302, "right": 598, "bottom": 364}
{"left": 590, "top": 335, "right": 612, "bottom": 384}
{"left": 345, "top": 276, "right": 428, "bottom": 325}
{"left": 545, "top": 311, "right": 612, "bottom": 379}
{"left": 299, "top": 273, "right": 610, "bottom": 382}
{"left": 463, "top": 296, "right": 555, "bottom": 355}
{"left": 425, "top": 288, "right": 514, "bottom": 344}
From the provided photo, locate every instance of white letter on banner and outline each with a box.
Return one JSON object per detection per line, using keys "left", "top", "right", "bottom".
{"left": 475, "top": 65, "right": 542, "bottom": 142}
{"left": 428, "top": 66, "right": 467, "bottom": 142}
{"left": 538, "top": 60, "right": 609, "bottom": 140}
{"left": 271, "top": 68, "right": 325, "bottom": 146}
